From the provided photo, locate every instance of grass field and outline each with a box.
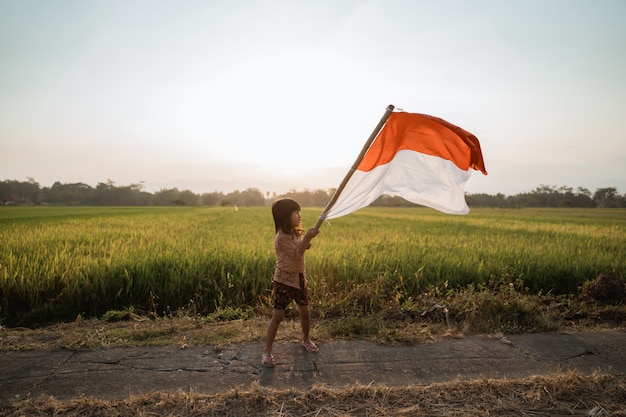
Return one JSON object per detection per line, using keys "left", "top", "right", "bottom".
{"left": 1, "top": 206, "right": 625, "bottom": 416}
{"left": 1, "top": 206, "right": 625, "bottom": 328}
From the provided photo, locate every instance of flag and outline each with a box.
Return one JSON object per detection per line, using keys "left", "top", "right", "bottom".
{"left": 321, "top": 111, "right": 487, "bottom": 219}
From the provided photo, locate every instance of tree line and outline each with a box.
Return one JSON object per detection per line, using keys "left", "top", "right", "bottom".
{"left": 1, "top": 178, "right": 624, "bottom": 208}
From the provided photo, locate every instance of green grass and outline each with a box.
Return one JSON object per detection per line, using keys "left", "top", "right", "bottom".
{"left": 1, "top": 206, "right": 624, "bottom": 328}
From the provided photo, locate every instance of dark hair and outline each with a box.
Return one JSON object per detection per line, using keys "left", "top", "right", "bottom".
{"left": 272, "top": 198, "right": 302, "bottom": 235}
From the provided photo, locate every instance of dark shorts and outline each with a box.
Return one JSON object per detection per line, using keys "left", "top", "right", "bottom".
{"left": 272, "top": 273, "right": 309, "bottom": 310}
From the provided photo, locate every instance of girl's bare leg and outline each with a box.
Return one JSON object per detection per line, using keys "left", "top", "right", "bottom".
{"left": 264, "top": 308, "right": 285, "bottom": 357}
{"left": 297, "top": 304, "right": 312, "bottom": 344}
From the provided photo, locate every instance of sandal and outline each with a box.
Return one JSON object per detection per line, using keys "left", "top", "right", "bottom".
{"left": 302, "top": 341, "right": 319, "bottom": 353}
{"left": 262, "top": 354, "right": 275, "bottom": 367}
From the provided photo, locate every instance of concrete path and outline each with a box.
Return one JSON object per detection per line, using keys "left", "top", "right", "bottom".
{"left": 1, "top": 330, "right": 625, "bottom": 403}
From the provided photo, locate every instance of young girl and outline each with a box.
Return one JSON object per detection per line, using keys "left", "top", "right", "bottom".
{"left": 262, "top": 198, "right": 320, "bottom": 367}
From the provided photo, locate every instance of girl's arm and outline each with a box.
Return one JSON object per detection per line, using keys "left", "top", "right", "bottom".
{"left": 295, "top": 228, "right": 319, "bottom": 256}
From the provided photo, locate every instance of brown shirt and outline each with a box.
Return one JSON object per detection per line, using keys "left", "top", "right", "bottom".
{"left": 273, "top": 230, "right": 306, "bottom": 289}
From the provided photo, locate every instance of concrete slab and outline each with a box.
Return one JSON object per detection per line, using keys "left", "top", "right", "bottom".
{"left": 1, "top": 330, "right": 624, "bottom": 403}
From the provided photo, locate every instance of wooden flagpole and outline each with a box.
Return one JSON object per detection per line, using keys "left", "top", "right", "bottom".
{"left": 313, "top": 104, "right": 395, "bottom": 230}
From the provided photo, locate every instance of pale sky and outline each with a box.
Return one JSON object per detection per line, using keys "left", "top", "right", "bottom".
{"left": 1, "top": 0, "right": 625, "bottom": 196}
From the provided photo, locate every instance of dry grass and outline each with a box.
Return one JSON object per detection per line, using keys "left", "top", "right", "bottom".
{"left": 0, "top": 316, "right": 268, "bottom": 350}
{"left": 1, "top": 302, "right": 624, "bottom": 352}
{"left": 1, "top": 371, "right": 624, "bottom": 416}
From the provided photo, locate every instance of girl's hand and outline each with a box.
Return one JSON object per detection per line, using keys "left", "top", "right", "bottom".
{"left": 297, "top": 228, "right": 319, "bottom": 255}
{"left": 305, "top": 228, "right": 320, "bottom": 239}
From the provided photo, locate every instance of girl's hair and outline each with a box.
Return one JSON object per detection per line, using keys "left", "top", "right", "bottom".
{"left": 272, "top": 198, "right": 302, "bottom": 235}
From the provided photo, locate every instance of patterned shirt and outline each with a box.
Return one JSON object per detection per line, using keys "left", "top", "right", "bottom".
{"left": 273, "top": 230, "right": 307, "bottom": 289}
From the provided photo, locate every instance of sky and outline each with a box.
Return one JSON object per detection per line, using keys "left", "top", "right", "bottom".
{"left": 1, "top": 0, "right": 625, "bottom": 197}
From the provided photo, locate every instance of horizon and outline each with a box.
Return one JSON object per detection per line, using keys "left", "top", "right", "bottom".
{"left": 3, "top": 176, "right": 622, "bottom": 198}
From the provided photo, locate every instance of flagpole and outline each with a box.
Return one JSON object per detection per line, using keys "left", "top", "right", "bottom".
{"left": 313, "top": 104, "right": 395, "bottom": 230}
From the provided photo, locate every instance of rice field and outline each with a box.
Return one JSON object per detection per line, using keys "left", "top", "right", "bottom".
{"left": 1, "top": 206, "right": 624, "bottom": 327}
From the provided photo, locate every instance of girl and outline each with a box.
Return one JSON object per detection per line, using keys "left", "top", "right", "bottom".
{"left": 262, "top": 198, "right": 320, "bottom": 367}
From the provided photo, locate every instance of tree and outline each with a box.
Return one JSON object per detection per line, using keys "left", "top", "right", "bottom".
{"left": 593, "top": 187, "right": 618, "bottom": 208}
{"left": 178, "top": 189, "right": 200, "bottom": 206}
{"left": 200, "top": 191, "right": 224, "bottom": 206}
{"left": 572, "top": 187, "right": 594, "bottom": 208}
{"left": 154, "top": 188, "right": 177, "bottom": 205}
{"left": 238, "top": 188, "right": 265, "bottom": 206}
{"left": 42, "top": 182, "right": 92, "bottom": 205}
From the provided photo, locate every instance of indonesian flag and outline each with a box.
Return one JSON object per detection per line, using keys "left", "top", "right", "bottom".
{"left": 322, "top": 111, "right": 487, "bottom": 219}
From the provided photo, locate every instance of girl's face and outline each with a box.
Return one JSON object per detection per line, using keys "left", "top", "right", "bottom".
{"left": 290, "top": 210, "right": 301, "bottom": 228}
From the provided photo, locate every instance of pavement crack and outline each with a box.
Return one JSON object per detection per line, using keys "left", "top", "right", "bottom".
{"left": 312, "top": 360, "right": 321, "bottom": 376}
{"left": 172, "top": 367, "right": 210, "bottom": 373}
{"left": 564, "top": 349, "right": 596, "bottom": 360}
{"left": 28, "top": 350, "right": 77, "bottom": 397}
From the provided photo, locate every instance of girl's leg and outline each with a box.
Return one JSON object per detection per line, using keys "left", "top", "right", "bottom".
{"left": 264, "top": 308, "right": 285, "bottom": 358}
{"left": 297, "top": 304, "right": 317, "bottom": 351}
